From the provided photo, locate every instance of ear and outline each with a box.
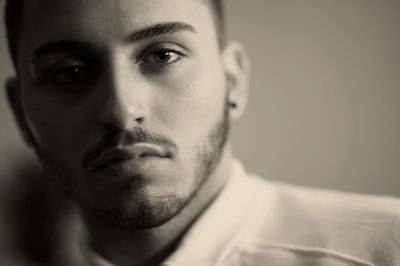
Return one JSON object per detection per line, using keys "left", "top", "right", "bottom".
{"left": 221, "top": 41, "right": 250, "bottom": 120}
{"left": 6, "top": 77, "right": 36, "bottom": 148}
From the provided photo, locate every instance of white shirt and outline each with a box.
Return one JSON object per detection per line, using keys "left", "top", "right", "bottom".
{"left": 92, "top": 160, "right": 400, "bottom": 266}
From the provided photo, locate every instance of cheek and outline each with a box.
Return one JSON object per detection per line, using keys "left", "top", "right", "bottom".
{"left": 23, "top": 91, "right": 93, "bottom": 158}
{"left": 154, "top": 59, "right": 226, "bottom": 141}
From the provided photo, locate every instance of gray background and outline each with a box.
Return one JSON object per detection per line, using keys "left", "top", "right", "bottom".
{"left": 1, "top": 0, "right": 399, "bottom": 196}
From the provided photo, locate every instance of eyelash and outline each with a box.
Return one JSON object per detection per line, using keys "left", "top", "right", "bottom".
{"left": 137, "top": 45, "right": 187, "bottom": 66}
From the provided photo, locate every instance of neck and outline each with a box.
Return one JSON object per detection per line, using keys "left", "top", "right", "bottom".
{"left": 83, "top": 145, "right": 235, "bottom": 266}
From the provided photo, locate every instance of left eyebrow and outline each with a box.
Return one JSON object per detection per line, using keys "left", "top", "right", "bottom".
{"left": 126, "top": 22, "right": 196, "bottom": 43}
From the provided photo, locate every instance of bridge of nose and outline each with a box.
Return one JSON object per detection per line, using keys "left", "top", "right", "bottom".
{"left": 97, "top": 50, "right": 152, "bottom": 129}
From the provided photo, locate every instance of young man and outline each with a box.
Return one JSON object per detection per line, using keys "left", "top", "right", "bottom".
{"left": 4, "top": 0, "right": 400, "bottom": 265}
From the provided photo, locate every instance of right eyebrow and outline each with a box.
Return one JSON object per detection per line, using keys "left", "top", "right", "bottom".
{"left": 32, "top": 40, "right": 95, "bottom": 60}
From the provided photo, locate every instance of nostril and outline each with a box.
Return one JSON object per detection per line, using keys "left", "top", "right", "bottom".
{"left": 135, "top": 117, "right": 144, "bottom": 123}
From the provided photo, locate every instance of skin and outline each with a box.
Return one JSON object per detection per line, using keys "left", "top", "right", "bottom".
{"left": 7, "top": 0, "right": 250, "bottom": 265}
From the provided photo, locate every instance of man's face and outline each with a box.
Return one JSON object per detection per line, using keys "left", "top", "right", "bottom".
{"left": 15, "top": 0, "right": 231, "bottom": 229}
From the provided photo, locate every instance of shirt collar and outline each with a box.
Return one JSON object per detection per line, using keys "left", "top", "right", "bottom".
{"left": 163, "top": 159, "right": 268, "bottom": 266}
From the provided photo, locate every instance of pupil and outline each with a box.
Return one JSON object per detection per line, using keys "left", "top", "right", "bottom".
{"left": 66, "top": 66, "right": 82, "bottom": 78}
{"left": 69, "top": 66, "right": 79, "bottom": 75}
{"left": 157, "top": 51, "right": 171, "bottom": 61}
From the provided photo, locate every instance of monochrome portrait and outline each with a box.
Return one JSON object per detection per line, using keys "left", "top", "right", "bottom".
{"left": 0, "top": 1, "right": 399, "bottom": 265}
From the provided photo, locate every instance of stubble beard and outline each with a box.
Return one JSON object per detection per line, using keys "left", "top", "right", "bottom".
{"left": 37, "top": 100, "right": 230, "bottom": 231}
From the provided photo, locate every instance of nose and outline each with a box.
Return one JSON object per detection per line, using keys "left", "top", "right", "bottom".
{"left": 98, "top": 56, "right": 149, "bottom": 129}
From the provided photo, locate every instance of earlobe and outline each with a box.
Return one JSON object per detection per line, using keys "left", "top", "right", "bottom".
{"left": 6, "top": 77, "right": 36, "bottom": 148}
{"left": 221, "top": 42, "right": 251, "bottom": 120}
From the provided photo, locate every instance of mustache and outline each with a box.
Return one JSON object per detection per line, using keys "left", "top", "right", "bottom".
{"left": 82, "top": 127, "right": 179, "bottom": 168}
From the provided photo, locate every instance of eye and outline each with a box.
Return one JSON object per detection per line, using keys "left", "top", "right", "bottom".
{"left": 52, "top": 65, "right": 89, "bottom": 84}
{"left": 140, "top": 48, "right": 184, "bottom": 65}
{"left": 48, "top": 60, "right": 91, "bottom": 86}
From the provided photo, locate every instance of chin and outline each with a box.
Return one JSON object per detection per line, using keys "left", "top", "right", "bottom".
{"left": 88, "top": 187, "right": 187, "bottom": 231}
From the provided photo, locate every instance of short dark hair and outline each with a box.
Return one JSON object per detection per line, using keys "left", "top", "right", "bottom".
{"left": 4, "top": 0, "right": 24, "bottom": 69}
{"left": 4, "top": 0, "right": 225, "bottom": 70}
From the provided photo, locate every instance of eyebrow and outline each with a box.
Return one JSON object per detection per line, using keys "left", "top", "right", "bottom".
{"left": 126, "top": 22, "right": 196, "bottom": 43}
{"left": 32, "top": 41, "right": 95, "bottom": 60}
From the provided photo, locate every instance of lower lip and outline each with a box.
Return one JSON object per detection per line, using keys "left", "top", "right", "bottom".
{"left": 92, "top": 157, "right": 169, "bottom": 181}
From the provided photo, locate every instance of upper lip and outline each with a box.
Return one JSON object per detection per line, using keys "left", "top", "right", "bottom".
{"left": 90, "top": 143, "right": 170, "bottom": 171}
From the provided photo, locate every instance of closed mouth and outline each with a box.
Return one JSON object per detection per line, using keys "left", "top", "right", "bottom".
{"left": 91, "top": 143, "right": 171, "bottom": 171}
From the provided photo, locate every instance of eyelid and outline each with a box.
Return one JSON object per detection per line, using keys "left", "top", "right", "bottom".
{"left": 50, "top": 57, "right": 86, "bottom": 69}
{"left": 136, "top": 42, "right": 188, "bottom": 64}
{"left": 35, "top": 57, "right": 88, "bottom": 84}
{"left": 37, "top": 57, "right": 85, "bottom": 75}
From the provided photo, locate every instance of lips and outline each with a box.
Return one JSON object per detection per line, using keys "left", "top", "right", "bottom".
{"left": 90, "top": 143, "right": 171, "bottom": 172}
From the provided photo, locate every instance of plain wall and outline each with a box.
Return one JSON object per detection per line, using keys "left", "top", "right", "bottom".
{"left": 1, "top": 0, "right": 400, "bottom": 196}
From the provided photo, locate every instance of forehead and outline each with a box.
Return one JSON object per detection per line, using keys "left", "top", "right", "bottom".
{"left": 19, "top": 0, "right": 216, "bottom": 52}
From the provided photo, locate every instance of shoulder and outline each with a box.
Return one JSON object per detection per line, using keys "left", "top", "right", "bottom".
{"left": 236, "top": 175, "right": 400, "bottom": 265}
{"left": 270, "top": 178, "right": 400, "bottom": 222}
{"left": 270, "top": 179, "right": 400, "bottom": 232}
